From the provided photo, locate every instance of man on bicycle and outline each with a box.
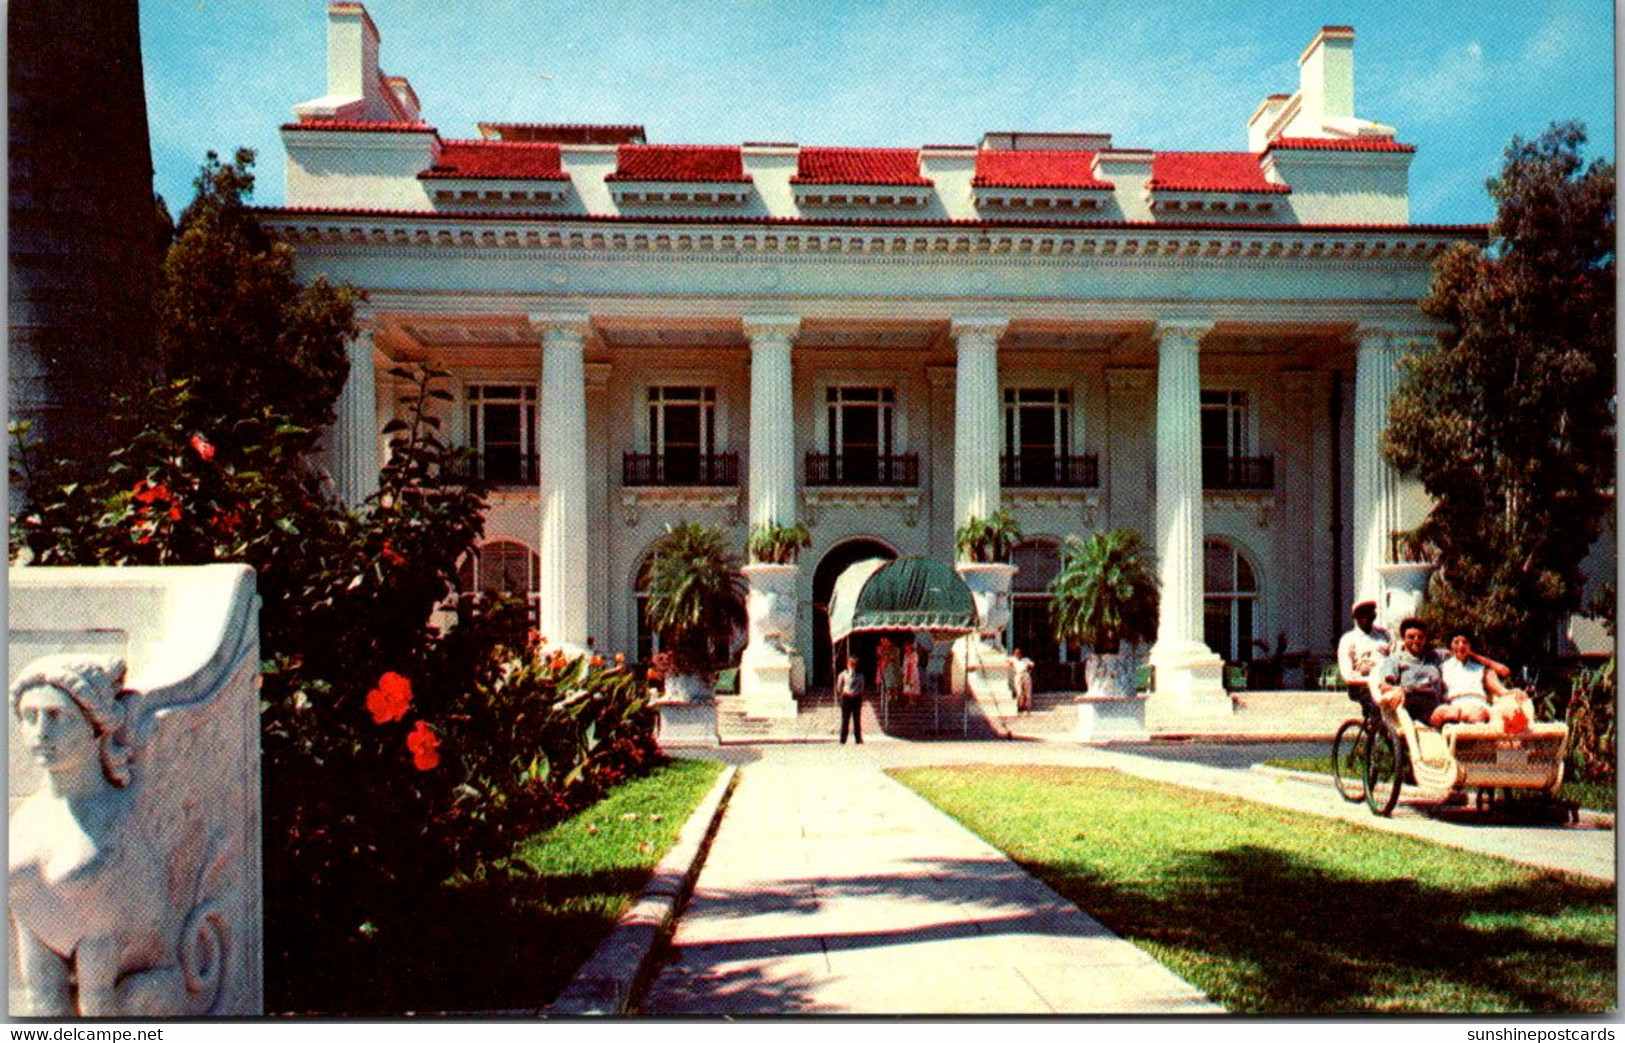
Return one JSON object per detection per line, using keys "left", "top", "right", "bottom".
{"left": 1337, "top": 599, "right": 1390, "bottom": 719}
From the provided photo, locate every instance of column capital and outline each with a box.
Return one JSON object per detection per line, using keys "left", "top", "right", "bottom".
{"left": 949, "top": 315, "right": 1009, "bottom": 343}
{"left": 1354, "top": 326, "right": 1397, "bottom": 351}
{"left": 529, "top": 311, "right": 593, "bottom": 340}
{"left": 1106, "top": 367, "right": 1153, "bottom": 394}
{"left": 1154, "top": 322, "right": 1210, "bottom": 350}
{"left": 742, "top": 315, "right": 801, "bottom": 342}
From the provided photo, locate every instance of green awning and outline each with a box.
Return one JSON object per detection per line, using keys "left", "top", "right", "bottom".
{"left": 830, "top": 555, "right": 977, "bottom": 642}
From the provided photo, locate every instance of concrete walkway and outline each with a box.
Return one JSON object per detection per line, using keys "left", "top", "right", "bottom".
{"left": 641, "top": 748, "right": 1223, "bottom": 1015}
{"left": 643, "top": 740, "right": 1613, "bottom": 1015}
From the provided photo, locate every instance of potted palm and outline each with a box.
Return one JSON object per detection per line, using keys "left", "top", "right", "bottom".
{"left": 740, "top": 520, "right": 810, "bottom": 716}
{"left": 953, "top": 508, "right": 1023, "bottom": 709}
{"left": 747, "top": 521, "right": 812, "bottom": 565}
{"left": 1050, "top": 528, "right": 1160, "bottom": 700}
{"left": 645, "top": 521, "right": 746, "bottom": 703}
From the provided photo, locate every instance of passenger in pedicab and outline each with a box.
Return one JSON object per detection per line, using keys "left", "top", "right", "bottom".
{"left": 1434, "top": 630, "right": 1513, "bottom": 726}
{"left": 1374, "top": 617, "right": 1449, "bottom": 726}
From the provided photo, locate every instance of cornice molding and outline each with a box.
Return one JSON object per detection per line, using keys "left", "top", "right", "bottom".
{"left": 265, "top": 213, "right": 1470, "bottom": 268}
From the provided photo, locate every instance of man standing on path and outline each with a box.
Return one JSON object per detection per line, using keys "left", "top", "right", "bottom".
{"left": 836, "top": 654, "right": 865, "bottom": 744}
{"left": 1337, "top": 599, "right": 1390, "bottom": 718}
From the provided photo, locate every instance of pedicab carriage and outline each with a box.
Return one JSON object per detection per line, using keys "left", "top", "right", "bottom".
{"left": 1349, "top": 680, "right": 1573, "bottom": 818}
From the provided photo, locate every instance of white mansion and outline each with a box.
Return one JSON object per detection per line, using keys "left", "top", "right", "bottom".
{"left": 270, "top": 3, "right": 1474, "bottom": 714}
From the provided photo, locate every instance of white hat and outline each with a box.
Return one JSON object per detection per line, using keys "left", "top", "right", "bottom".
{"left": 1351, "top": 599, "right": 1378, "bottom": 614}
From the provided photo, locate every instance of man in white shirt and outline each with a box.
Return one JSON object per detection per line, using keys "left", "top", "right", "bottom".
{"left": 1337, "top": 599, "right": 1391, "bottom": 717}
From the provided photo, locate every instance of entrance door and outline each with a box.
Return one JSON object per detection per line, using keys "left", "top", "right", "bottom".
{"left": 811, "top": 538, "right": 897, "bottom": 689}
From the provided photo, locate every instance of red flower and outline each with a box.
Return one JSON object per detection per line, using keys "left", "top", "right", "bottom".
{"left": 190, "top": 434, "right": 216, "bottom": 462}
{"left": 212, "top": 510, "right": 243, "bottom": 534}
{"left": 168, "top": 505, "right": 183, "bottom": 522}
{"left": 132, "top": 481, "right": 170, "bottom": 505}
{"left": 407, "top": 721, "right": 441, "bottom": 771}
{"left": 365, "top": 671, "right": 413, "bottom": 724}
{"left": 381, "top": 540, "right": 406, "bottom": 567}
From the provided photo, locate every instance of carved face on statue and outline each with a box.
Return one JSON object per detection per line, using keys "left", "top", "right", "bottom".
{"left": 16, "top": 685, "right": 98, "bottom": 776}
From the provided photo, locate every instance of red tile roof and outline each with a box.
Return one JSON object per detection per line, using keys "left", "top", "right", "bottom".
{"left": 421, "top": 141, "right": 569, "bottom": 180}
{"left": 283, "top": 119, "right": 435, "bottom": 133}
{"left": 479, "top": 123, "right": 645, "bottom": 144}
{"left": 1268, "top": 137, "right": 1417, "bottom": 153}
{"left": 792, "top": 147, "right": 931, "bottom": 186}
{"left": 1149, "top": 152, "right": 1290, "bottom": 194}
{"left": 606, "top": 145, "right": 750, "bottom": 182}
{"left": 973, "top": 150, "right": 1112, "bottom": 190}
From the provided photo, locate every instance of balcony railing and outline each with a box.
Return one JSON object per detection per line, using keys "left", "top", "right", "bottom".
{"left": 805, "top": 452, "right": 919, "bottom": 487}
{"left": 1202, "top": 454, "right": 1275, "bottom": 491}
{"left": 1001, "top": 453, "right": 1099, "bottom": 488}
{"left": 622, "top": 451, "right": 740, "bottom": 487}
{"left": 444, "top": 450, "right": 539, "bottom": 485}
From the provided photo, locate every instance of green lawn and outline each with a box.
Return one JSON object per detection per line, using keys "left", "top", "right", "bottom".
{"left": 387, "top": 757, "right": 725, "bottom": 1013}
{"left": 1265, "top": 756, "right": 1617, "bottom": 814}
{"left": 892, "top": 765, "right": 1616, "bottom": 1014}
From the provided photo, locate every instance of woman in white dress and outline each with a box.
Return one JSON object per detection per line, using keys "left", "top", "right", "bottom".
{"left": 1433, "top": 631, "right": 1511, "bottom": 725}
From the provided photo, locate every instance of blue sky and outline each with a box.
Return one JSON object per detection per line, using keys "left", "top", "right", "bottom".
{"left": 140, "top": 1, "right": 1614, "bottom": 225}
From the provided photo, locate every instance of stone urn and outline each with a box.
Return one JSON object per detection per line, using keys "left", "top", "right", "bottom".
{"left": 739, "top": 563, "right": 801, "bottom": 718}
{"left": 1378, "top": 561, "right": 1436, "bottom": 632}
{"left": 660, "top": 671, "right": 713, "bottom": 704}
{"left": 1084, "top": 652, "right": 1138, "bottom": 700}
{"left": 956, "top": 562, "right": 1018, "bottom": 639}
{"left": 953, "top": 563, "right": 1018, "bottom": 714}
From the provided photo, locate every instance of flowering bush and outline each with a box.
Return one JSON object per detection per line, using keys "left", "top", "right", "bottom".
{"left": 10, "top": 150, "right": 663, "bottom": 1012}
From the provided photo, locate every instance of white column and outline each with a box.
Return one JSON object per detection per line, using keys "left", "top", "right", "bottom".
{"left": 950, "top": 316, "right": 1007, "bottom": 535}
{"left": 331, "top": 330, "right": 378, "bottom": 506}
{"left": 1352, "top": 329, "right": 1404, "bottom": 607}
{"left": 743, "top": 316, "right": 799, "bottom": 528}
{"left": 533, "top": 313, "right": 591, "bottom": 650}
{"left": 1147, "top": 323, "right": 1227, "bottom": 719}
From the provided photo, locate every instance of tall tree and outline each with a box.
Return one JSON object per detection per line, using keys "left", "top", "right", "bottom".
{"left": 1384, "top": 121, "right": 1615, "bottom": 665}
{"left": 157, "top": 148, "right": 360, "bottom": 445}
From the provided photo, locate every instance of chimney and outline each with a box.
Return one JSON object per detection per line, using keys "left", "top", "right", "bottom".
{"left": 326, "top": 3, "right": 381, "bottom": 103}
{"left": 1247, "top": 94, "right": 1291, "bottom": 152}
{"left": 1298, "top": 26, "right": 1355, "bottom": 125}
{"left": 387, "top": 76, "right": 421, "bottom": 122}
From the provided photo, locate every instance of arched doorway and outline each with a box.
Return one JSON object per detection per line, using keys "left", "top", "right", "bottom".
{"left": 1010, "top": 537, "right": 1064, "bottom": 689}
{"left": 811, "top": 538, "right": 897, "bottom": 689}
{"left": 1204, "top": 537, "right": 1260, "bottom": 663}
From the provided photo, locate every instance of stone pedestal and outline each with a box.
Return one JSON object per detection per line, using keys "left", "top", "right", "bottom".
{"left": 1145, "top": 644, "right": 1232, "bottom": 732}
{"left": 8, "top": 565, "right": 262, "bottom": 1016}
{"left": 739, "top": 563, "right": 801, "bottom": 719}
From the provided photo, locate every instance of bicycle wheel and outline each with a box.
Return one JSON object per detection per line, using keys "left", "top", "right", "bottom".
{"left": 1365, "top": 724, "right": 1404, "bottom": 817}
{"left": 1331, "top": 719, "right": 1368, "bottom": 802}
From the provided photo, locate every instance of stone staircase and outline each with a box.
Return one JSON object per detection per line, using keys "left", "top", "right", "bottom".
{"left": 875, "top": 689, "right": 1006, "bottom": 740}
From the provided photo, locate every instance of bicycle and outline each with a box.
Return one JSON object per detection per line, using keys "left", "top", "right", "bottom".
{"left": 1331, "top": 700, "right": 1380, "bottom": 803}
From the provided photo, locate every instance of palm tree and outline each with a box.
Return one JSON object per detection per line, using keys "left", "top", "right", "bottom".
{"left": 646, "top": 521, "right": 747, "bottom": 675}
{"left": 1050, "top": 528, "right": 1160, "bottom": 656}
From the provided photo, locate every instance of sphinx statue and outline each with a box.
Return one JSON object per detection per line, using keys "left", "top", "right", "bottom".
{"left": 9, "top": 655, "right": 234, "bottom": 1016}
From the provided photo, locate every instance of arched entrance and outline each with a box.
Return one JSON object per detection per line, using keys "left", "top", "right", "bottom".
{"left": 811, "top": 538, "right": 897, "bottom": 689}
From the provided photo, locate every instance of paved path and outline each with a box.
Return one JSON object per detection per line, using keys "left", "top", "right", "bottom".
{"left": 645, "top": 740, "right": 1614, "bottom": 1014}
{"left": 642, "top": 748, "right": 1222, "bottom": 1015}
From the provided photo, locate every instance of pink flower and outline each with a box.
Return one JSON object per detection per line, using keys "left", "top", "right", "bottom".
{"left": 190, "top": 434, "right": 216, "bottom": 462}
